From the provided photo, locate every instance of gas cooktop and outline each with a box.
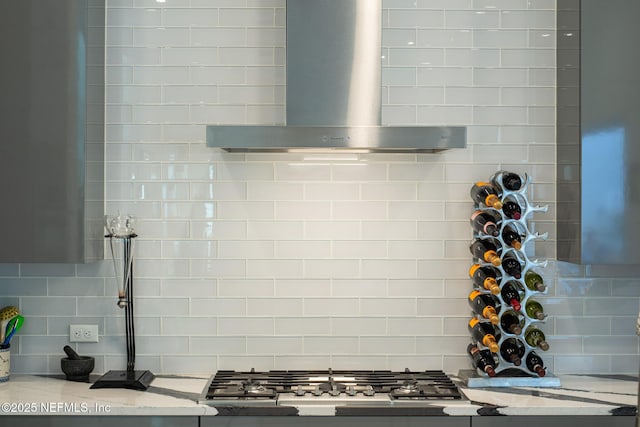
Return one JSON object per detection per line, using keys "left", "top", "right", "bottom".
{"left": 199, "top": 368, "right": 462, "bottom": 407}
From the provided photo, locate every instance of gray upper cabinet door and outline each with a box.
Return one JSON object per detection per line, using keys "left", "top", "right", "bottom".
{"left": 557, "top": 0, "right": 640, "bottom": 264}
{"left": 0, "top": 0, "right": 105, "bottom": 263}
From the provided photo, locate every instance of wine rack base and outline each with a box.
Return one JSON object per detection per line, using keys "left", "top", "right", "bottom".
{"left": 458, "top": 369, "right": 561, "bottom": 388}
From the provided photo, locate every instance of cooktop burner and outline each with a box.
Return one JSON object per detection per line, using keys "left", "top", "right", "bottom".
{"left": 199, "top": 368, "right": 462, "bottom": 406}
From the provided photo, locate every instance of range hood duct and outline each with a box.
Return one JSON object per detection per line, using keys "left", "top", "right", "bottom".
{"left": 206, "top": 0, "right": 466, "bottom": 153}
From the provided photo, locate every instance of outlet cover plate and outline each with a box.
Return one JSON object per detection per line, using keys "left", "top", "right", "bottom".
{"left": 69, "top": 324, "right": 99, "bottom": 343}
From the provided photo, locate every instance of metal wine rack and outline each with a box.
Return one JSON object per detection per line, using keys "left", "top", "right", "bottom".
{"left": 464, "top": 172, "right": 560, "bottom": 387}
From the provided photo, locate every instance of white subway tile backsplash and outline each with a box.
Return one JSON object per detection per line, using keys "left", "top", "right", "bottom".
{"left": 361, "top": 298, "right": 417, "bottom": 316}
{"left": 383, "top": 67, "right": 417, "bottom": 86}
{"left": 216, "top": 201, "right": 272, "bottom": 220}
{"left": 272, "top": 279, "right": 330, "bottom": 297}
{"left": 275, "top": 201, "right": 331, "bottom": 220}
{"left": 362, "top": 183, "right": 417, "bottom": 201}
{"left": 331, "top": 317, "right": 388, "bottom": 336}
{"left": 219, "top": 47, "right": 275, "bottom": 66}
{"left": 275, "top": 317, "right": 331, "bottom": 335}
{"left": 500, "top": 10, "right": 555, "bottom": 29}
{"left": 417, "top": 29, "right": 472, "bottom": 47}
{"left": 304, "top": 298, "right": 359, "bottom": 316}
{"left": 445, "top": 87, "right": 499, "bottom": 105}
{"left": 361, "top": 221, "right": 416, "bottom": 240}
{"left": 107, "top": 8, "right": 161, "bottom": 27}
{"left": 383, "top": 28, "right": 417, "bottom": 47}
{"left": 190, "top": 220, "right": 244, "bottom": 240}
{"left": 247, "top": 260, "right": 304, "bottom": 278}
{"left": 161, "top": 8, "right": 219, "bottom": 27}
{"left": 382, "top": 105, "right": 417, "bottom": 124}
{"left": 134, "top": 28, "right": 189, "bottom": 47}
{"left": 388, "top": 317, "right": 444, "bottom": 335}
{"left": 304, "top": 337, "right": 358, "bottom": 354}
{"left": 360, "top": 337, "right": 416, "bottom": 354}
{"left": 416, "top": 336, "right": 469, "bottom": 354}
{"left": 501, "top": 48, "right": 555, "bottom": 67}
{"left": 218, "top": 317, "right": 274, "bottom": 335}
{"left": 474, "top": 106, "right": 528, "bottom": 124}
{"left": 248, "top": 337, "right": 303, "bottom": 354}
{"left": 389, "top": 201, "right": 444, "bottom": 220}
{"left": 388, "top": 279, "right": 445, "bottom": 297}
{"left": 218, "top": 241, "right": 274, "bottom": 259}
{"left": 218, "top": 8, "right": 276, "bottom": 27}
{"left": 474, "top": 67, "right": 528, "bottom": 86}
{"left": 21, "top": 297, "right": 77, "bottom": 316}
{"left": 333, "top": 201, "right": 387, "bottom": 220}
{"left": 190, "top": 298, "right": 246, "bottom": 316}
{"left": 0, "top": 279, "right": 46, "bottom": 296}
{"left": 11, "top": 2, "right": 634, "bottom": 376}
{"left": 417, "top": 67, "right": 473, "bottom": 86}
{"left": 189, "top": 259, "right": 247, "bottom": 278}
{"left": 331, "top": 279, "right": 388, "bottom": 297}
{"left": 388, "top": 86, "right": 444, "bottom": 105}
{"left": 304, "top": 221, "right": 361, "bottom": 240}
{"left": 445, "top": 10, "right": 499, "bottom": 28}
{"left": 162, "top": 316, "right": 217, "bottom": 336}
{"left": 388, "top": 10, "right": 444, "bottom": 28}
{"left": 304, "top": 183, "right": 359, "bottom": 201}
{"left": 161, "top": 356, "right": 217, "bottom": 374}
{"left": 388, "top": 48, "right": 445, "bottom": 66}
{"left": 418, "top": 105, "right": 473, "bottom": 125}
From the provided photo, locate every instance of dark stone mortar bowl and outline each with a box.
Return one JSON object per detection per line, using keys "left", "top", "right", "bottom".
{"left": 61, "top": 356, "right": 95, "bottom": 382}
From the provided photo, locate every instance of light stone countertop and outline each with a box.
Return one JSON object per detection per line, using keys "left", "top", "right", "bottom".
{"left": 0, "top": 373, "right": 636, "bottom": 417}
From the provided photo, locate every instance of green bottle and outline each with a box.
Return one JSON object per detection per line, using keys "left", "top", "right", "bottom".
{"left": 525, "top": 299, "right": 547, "bottom": 320}
{"left": 524, "top": 271, "right": 546, "bottom": 292}
{"left": 525, "top": 327, "right": 550, "bottom": 351}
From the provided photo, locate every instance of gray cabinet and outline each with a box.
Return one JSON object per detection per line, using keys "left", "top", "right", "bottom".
{"left": 557, "top": 0, "right": 640, "bottom": 264}
{"left": 472, "top": 415, "right": 634, "bottom": 427}
{"left": 0, "top": 0, "right": 104, "bottom": 263}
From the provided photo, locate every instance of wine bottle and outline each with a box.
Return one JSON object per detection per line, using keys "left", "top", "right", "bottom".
{"left": 469, "top": 239, "right": 501, "bottom": 266}
{"left": 469, "top": 264, "right": 501, "bottom": 295}
{"left": 467, "top": 343, "right": 497, "bottom": 377}
{"left": 525, "top": 299, "right": 547, "bottom": 320}
{"left": 502, "top": 198, "right": 522, "bottom": 220}
{"left": 525, "top": 352, "right": 546, "bottom": 377}
{"left": 499, "top": 338, "right": 525, "bottom": 366}
{"left": 524, "top": 270, "right": 547, "bottom": 292}
{"left": 470, "top": 182, "right": 503, "bottom": 210}
{"left": 470, "top": 210, "right": 500, "bottom": 237}
{"left": 501, "top": 253, "right": 522, "bottom": 279}
{"left": 468, "top": 290, "right": 499, "bottom": 325}
{"left": 501, "top": 224, "right": 522, "bottom": 250}
{"left": 500, "top": 281, "right": 523, "bottom": 311}
{"left": 491, "top": 171, "right": 523, "bottom": 192}
{"left": 525, "top": 326, "right": 550, "bottom": 351}
{"left": 500, "top": 310, "right": 523, "bottom": 335}
{"left": 468, "top": 318, "right": 499, "bottom": 353}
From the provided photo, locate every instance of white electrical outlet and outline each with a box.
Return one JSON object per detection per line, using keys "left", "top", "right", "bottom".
{"left": 69, "top": 324, "right": 99, "bottom": 343}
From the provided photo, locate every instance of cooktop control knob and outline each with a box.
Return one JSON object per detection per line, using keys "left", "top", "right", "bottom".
{"left": 364, "top": 385, "right": 375, "bottom": 396}
{"left": 312, "top": 385, "right": 323, "bottom": 396}
{"left": 295, "top": 385, "right": 306, "bottom": 396}
{"left": 329, "top": 385, "right": 341, "bottom": 396}
{"left": 346, "top": 385, "right": 357, "bottom": 396}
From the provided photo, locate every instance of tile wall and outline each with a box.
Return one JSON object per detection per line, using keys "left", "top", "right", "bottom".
{"left": 1, "top": 0, "right": 638, "bottom": 375}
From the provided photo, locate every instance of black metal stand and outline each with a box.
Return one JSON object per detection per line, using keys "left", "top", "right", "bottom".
{"left": 91, "top": 235, "right": 155, "bottom": 390}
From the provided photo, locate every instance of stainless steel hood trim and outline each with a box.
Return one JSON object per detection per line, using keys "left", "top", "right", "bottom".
{"left": 206, "top": 0, "right": 467, "bottom": 153}
{"left": 207, "top": 125, "right": 466, "bottom": 153}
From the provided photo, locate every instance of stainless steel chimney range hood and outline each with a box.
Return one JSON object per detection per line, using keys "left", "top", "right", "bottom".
{"left": 206, "top": 0, "right": 466, "bottom": 153}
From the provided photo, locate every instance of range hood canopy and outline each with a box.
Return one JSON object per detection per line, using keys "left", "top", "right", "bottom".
{"left": 206, "top": 0, "right": 466, "bottom": 153}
